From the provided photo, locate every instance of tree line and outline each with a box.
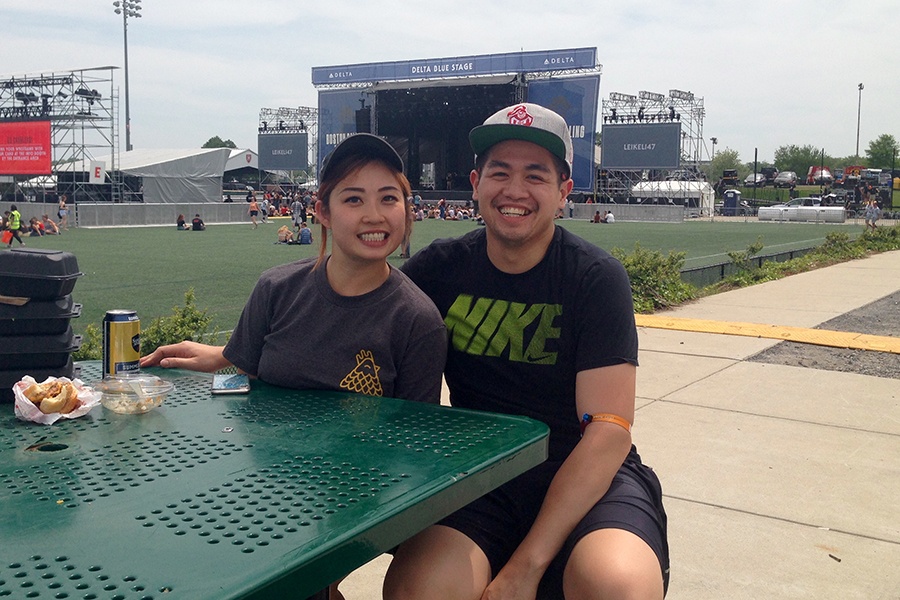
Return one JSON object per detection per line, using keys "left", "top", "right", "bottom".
{"left": 703, "top": 134, "right": 898, "bottom": 182}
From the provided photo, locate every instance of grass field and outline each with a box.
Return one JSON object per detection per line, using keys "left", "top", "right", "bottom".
{"left": 9, "top": 216, "right": 867, "bottom": 336}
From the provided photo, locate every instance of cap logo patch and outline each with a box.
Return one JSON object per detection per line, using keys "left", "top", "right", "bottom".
{"left": 507, "top": 104, "right": 534, "bottom": 127}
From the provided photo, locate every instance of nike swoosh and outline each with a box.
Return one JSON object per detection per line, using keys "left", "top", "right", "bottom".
{"left": 526, "top": 354, "right": 556, "bottom": 364}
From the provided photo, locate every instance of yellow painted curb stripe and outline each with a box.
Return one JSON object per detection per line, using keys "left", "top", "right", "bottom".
{"left": 634, "top": 315, "right": 900, "bottom": 355}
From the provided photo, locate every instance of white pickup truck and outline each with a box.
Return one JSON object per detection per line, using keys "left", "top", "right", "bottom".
{"left": 757, "top": 197, "right": 846, "bottom": 223}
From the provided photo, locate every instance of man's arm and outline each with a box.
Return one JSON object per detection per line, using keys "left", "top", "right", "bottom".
{"left": 482, "top": 362, "right": 635, "bottom": 597}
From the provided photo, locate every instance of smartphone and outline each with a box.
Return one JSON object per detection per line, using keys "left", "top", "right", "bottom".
{"left": 210, "top": 373, "right": 251, "bottom": 395}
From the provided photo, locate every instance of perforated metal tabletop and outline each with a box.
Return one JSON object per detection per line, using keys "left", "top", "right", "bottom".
{"left": 0, "top": 362, "right": 548, "bottom": 599}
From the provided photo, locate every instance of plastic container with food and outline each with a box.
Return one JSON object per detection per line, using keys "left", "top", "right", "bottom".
{"left": 0, "top": 295, "right": 82, "bottom": 336}
{"left": 0, "top": 248, "right": 83, "bottom": 300}
{"left": 0, "top": 326, "right": 82, "bottom": 370}
{"left": 95, "top": 373, "right": 175, "bottom": 414}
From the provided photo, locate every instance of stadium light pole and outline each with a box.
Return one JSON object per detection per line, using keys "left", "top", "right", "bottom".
{"left": 855, "top": 83, "right": 864, "bottom": 159}
{"left": 113, "top": 0, "right": 142, "bottom": 152}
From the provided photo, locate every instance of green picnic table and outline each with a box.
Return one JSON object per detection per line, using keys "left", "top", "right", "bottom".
{"left": 0, "top": 362, "right": 548, "bottom": 599}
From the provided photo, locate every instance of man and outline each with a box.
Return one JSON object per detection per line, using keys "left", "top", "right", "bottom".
{"left": 386, "top": 103, "right": 668, "bottom": 599}
{"left": 260, "top": 196, "right": 270, "bottom": 223}
{"left": 302, "top": 190, "right": 313, "bottom": 223}
{"left": 42, "top": 214, "right": 60, "bottom": 235}
{"left": 290, "top": 194, "right": 304, "bottom": 231}
{"left": 297, "top": 221, "right": 312, "bottom": 245}
{"left": 191, "top": 214, "right": 205, "bottom": 231}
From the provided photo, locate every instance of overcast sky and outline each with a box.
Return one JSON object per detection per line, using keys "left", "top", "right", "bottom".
{"left": 4, "top": 0, "right": 897, "bottom": 164}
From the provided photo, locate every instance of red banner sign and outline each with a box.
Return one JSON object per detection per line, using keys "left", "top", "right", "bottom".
{"left": 0, "top": 121, "right": 52, "bottom": 175}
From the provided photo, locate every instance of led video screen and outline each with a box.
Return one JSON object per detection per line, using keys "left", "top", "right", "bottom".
{"left": 258, "top": 133, "right": 309, "bottom": 171}
{"left": 601, "top": 123, "right": 681, "bottom": 169}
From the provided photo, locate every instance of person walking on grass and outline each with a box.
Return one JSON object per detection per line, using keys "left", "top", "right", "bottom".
{"left": 57, "top": 195, "right": 69, "bottom": 230}
{"left": 864, "top": 199, "right": 881, "bottom": 232}
{"left": 5, "top": 205, "right": 25, "bottom": 248}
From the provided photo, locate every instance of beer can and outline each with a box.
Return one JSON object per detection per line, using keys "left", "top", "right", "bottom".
{"left": 103, "top": 310, "right": 141, "bottom": 377}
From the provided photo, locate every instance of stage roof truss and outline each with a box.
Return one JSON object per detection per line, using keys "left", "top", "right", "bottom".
{"left": 309, "top": 81, "right": 372, "bottom": 91}
{"left": 524, "top": 65, "right": 603, "bottom": 81}
{"left": 316, "top": 72, "right": 534, "bottom": 91}
{"left": 0, "top": 66, "right": 123, "bottom": 204}
{"left": 600, "top": 88, "right": 706, "bottom": 204}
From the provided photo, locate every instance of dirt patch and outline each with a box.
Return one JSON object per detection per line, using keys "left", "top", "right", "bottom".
{"left": 749, "top": 291, "right": 900, "bottom": 379}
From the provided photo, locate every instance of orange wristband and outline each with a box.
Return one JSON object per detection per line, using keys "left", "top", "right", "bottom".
{"left": 580, "top": 413, "right": 631, "bottom": 435}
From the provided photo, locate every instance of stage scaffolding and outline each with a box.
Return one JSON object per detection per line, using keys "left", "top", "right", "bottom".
{"left": 257, "top": 106, "right": 318, "bottom": 192}
{"left": 600, "top": 89, "right": 705, "bottom": 203}
{"left": 0, "top": 66, "right": 121, "bottom": 205}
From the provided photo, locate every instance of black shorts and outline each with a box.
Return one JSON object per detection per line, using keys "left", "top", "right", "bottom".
{"left": 439, "top": 446, "right": 669, "bottom": 598}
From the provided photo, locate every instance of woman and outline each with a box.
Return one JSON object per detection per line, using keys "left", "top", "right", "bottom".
{"left": 141, "top": 133, "right": 447, "bottom": 406}
{"left": 276, "top": 224, "right": 293, "bottom": 243}
{"left": 28, "top": 217, "right": 44, "bottom": 236}
{"left": 57, "top": 195, "right": 69, "bottom": 230}
{"left": 864, "top": 199, "right": 881, "bottom": 232}
{"left": 176, "top": 214, "right": 187, "bottom": 230}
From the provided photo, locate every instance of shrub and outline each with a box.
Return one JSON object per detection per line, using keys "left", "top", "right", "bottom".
{"left": 140, "top": 289, "right": 220, "bottom": 355}
{"left": 613, "top": 243, "right": 697, "bottom": 313}
{"left": 71, "top": 289, "right": 223, "bottom": 362}
{"left": 72, "top": 323, "right": 102, "bottom": 361}
{"left": 708, "top": 223, "right": 900, "bottom": 294}
{"left": 726, "top": 237, "right": 764, "bottom": 272}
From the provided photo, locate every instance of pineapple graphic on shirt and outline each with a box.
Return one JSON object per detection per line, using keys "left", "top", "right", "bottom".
{"left": 340, "top": 349, "right": 383, "bottom": 396}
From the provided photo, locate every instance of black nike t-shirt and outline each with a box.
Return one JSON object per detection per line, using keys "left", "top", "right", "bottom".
{"left": 402, "top": 226, "right": 638, "bottom": 460}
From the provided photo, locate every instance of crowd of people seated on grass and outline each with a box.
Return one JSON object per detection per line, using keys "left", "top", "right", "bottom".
{"left": 257, "top": 189, "right": 319, "bottom": 224}
{"left": 180, "top": 189, "right": 489, "bottom": 235}
{"left": 411, "top": 200, "right": 477, "bottom": 221}
{"left": 1, "top": 208, "right": 61, "bottom": 245}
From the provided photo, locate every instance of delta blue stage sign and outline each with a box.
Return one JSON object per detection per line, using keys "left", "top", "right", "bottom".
{"left": 600, "top": 123, "right": 681, "bottom": 169}
{"left": 312, "top": 47, "right": 597, "bottom": 85}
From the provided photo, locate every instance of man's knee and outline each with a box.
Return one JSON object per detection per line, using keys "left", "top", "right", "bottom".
{"left": 564, "top": 529, "right": 664, "bottom": 600}
{"left": 384, "top": 525, "right": 490, "bottom": 600}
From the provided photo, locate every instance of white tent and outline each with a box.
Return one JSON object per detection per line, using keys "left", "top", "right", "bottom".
{"left": 58, "top": 148, "right": 232, "bottom": 203}
{"left": 21, "top": 175, "right": 57, "bottom": 189}
{"left": 630, "top": 180, "right": 715, "bottom": 215}
{"left": 115, "top": 148, "right": 231, "bottom": 204}
{"left": 225, "top": 148, "right": 258, "bottom": 171}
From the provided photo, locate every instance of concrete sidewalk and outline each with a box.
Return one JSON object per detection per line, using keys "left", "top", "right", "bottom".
{"left": 343, "top": 250, "right": 900, "bottom": 599}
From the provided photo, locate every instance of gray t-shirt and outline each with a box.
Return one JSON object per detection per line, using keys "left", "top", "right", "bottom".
{"left": 224, "top": 257, "right": 447, "bottom": 404}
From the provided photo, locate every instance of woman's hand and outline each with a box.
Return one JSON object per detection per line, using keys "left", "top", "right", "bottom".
{"left": 140, "top": 341, "right": 230, "bottom": 373}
